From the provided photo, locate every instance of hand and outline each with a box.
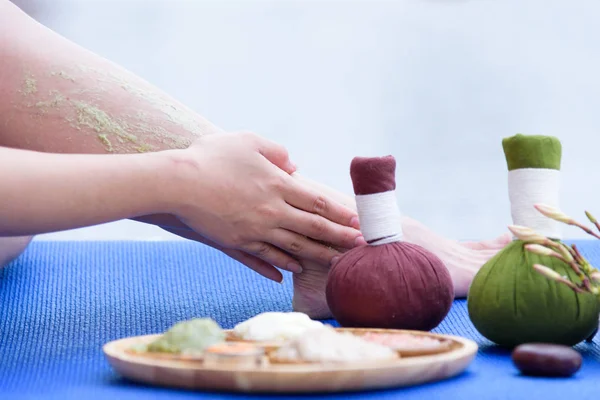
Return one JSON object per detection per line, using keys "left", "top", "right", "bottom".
{"left": 161, "top": 226, "right": 286, "bottom": 283}
{"left": 132, "top": 213, "right": 287, "bottom": 282}
{"left": 169, "top": 132, "right": 364, "bottom": 274}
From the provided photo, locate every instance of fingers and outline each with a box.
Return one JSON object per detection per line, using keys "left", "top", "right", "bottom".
{"left": 279, "top": 206, "right": 365, "bottom": 250}
{"left": 221, "top": 248, "right": 284, "bottom": 283}
{"left": 241, "top": 242, "right": 304, "bottom": 274}
{"left": 290, "top": 172, "right": 357, "bottom": 212}
{"left": 162, "top": 226, "right": 285, "bottom": 283}
{"left": 252, "top": 133, "right": 297, "bottom": 175}
{"left": 269, "top": 228, "right": 341, "bottom": 266}
{"left": 283, "top": 178, "right": 360, "bottom": 230}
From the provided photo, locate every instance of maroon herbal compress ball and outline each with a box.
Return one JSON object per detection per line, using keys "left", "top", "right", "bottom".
{"left": 326, "top": 241, "right": 454, "bottom": 330}
{"left": 325, "top": 155, "right": 454, "bottom": 331}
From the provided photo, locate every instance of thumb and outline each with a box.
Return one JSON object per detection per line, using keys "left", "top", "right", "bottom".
{"left": 255, "top": 135, "right": 297, "bottom": 174}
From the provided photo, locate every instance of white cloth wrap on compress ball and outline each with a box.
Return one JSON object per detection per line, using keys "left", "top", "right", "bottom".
{"left": 508, "top": 168, "right": 562, "bottom": 240}
{"left": 355, "top": 190, "right": 403, "bottom": 245}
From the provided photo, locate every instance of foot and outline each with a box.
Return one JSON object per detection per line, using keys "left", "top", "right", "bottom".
{"left": 292, "top": 258, "right": 332, "bottom": 320}
{"left": 400, "top": 217, "right": 511, "bottom": 298}
{"left": 292, "top": 216, "right": 511, "bottom": 319}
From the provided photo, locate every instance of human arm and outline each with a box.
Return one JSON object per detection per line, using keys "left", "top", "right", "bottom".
{"left": 0, "top": 1, "right": 508, "bottom": 293}
{"left": 0, "top": 146, "right": 177, "bottom": 236}
{"left": 0, "top": 1, "right": 363, "bottom": 274}
{"left": 0, "top": 0, "right": 217, "bottom": 234}
{"left": 0, "top": 0, "right": 220, "bottom": 153}
{"left": 0, "top": 130, "right": 363, "bottom": 279}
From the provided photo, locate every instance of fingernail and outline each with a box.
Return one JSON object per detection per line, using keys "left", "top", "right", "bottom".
{"left": 331, "top": 256, "right": 340, "bottom": 266}
{"left": 350, "top": 216, "right": 360, "bottom": 229}
{"left": 287, "top": 262, "right": 303, "bottom": 274}
{"left": 289, "top": 162, "right": 297, "bottom": 173}
{"left": 354, "top": 236, "right": 367, "bottom": 247}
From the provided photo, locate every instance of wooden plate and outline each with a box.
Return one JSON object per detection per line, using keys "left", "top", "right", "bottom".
{"left": 103, "top": 328, "right": 478, "bottom": 393}
{"left": 349, "top": 328, "right": 456, "bottom": 357}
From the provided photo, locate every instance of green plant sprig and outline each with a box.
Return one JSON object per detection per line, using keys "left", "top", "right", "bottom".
{"left": 508, "top": 204, "right": 600, "bottom": 298}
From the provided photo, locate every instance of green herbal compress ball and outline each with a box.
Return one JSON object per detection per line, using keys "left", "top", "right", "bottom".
{"left": 467, "top": 134, "right": 600, "bottom": 347}
{"left": 469, "top": 240, "right": 599, "bottom": 346}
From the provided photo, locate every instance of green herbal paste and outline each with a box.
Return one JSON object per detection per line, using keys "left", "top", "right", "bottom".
{"left": 20, "top": 68, "right": 196, "bottom": 153}
{"left": 145, "top": 318, "right": 226, "bottom": 354}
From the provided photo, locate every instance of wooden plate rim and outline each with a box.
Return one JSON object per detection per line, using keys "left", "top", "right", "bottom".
{"left": 103, "top": 328, "right": 478, "bottom": 373}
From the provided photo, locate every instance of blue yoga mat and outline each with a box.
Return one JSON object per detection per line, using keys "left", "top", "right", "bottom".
{"left": 1, "top": 241, "right": 599, "bottom": 400}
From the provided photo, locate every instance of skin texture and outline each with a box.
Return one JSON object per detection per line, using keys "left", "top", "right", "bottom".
{"left": 0, "top": 1, "right": 364, "bottom": 281}
{"left": 0, "top": 1, "right": 510, "bottom": 319}
{"left": 0, "top": 134, "right": 365, "bottom": 281}
{"left": 0, "top": 147, "right": 179, "bottom": 234}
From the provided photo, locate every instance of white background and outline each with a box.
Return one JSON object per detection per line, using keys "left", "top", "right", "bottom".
{"left": 12, "top": 0, "right": 600, "bottom": 241}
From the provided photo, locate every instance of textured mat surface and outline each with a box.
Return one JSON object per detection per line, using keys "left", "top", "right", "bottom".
{"left": 1, "top": 241, "right": 599, "bottom": 400}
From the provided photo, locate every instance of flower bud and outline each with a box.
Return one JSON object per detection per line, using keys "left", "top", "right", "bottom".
{"left": 590, "top": 272, "right": 600, "bottom": 283}
{"left": 534, "top": 204, "right": 572, "bottom": 224}
{"left": 508, "top": 225, "right": 547, "bottom": 243}
{"left": 585, "top": 211, "right": 597, "bottom": 224}
{"left": 556, "top": 244, "right": 574, "bottom": 263}
{"left": 524, "top": 244, "right": 559, "bottom": 258}
{"left": 533, "top": 264, "right": 563, "bottom": 282}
